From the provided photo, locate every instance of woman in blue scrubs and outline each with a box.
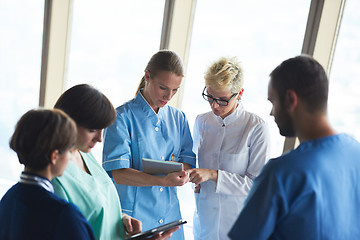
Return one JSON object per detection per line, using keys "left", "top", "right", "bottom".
{"left": 103, "top": 50, "right": 196, "bottom": 240}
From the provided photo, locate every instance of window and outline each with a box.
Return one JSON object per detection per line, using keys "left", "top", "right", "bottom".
{"left": 0, "top": 1, "right": 44, "bottom": 197}
{"left": 66, "top": 0, "right": 165, "bottom": 161}
{"left": 328, "top": 0, "right": 360, "bottom": 141}
{"left": 183, "top": 0, "right": 311, "bottom": 157}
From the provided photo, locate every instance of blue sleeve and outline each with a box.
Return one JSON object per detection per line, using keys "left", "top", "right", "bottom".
{"left": 228, "top": 161, "right": 282, "bottom": 240}
{"left": 178, "top": 112, "right": 196, "bottom": 167}
{"left": 56, "top": 204, "right": 95, "bottom": 240}
{"left": 102, "top": 110, "right": 132, "bottom": 172}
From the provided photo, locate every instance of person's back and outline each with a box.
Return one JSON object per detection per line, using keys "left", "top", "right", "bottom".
{"left": 0, "top": 181, "right": 94, "bottom": 240}
{"left": 0, "top": 109, "right": 95, "bottom": 240}
{"left": 236, "top": 133, "right": 360, "bottom": 239}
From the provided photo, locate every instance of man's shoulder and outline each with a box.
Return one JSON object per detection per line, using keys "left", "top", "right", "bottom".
{"left": 261, "top": 150, "right": 304, "bottom": 176}
{"left": 336, "top": 133, "right": 360, "bottom": 148}
{"left": 264, "top": 134, "right": 360, "bottom": 174}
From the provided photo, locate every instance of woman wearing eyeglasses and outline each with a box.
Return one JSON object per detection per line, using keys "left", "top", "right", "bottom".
{"left": 187, "top": 57, "right": 271, "bottom": 240}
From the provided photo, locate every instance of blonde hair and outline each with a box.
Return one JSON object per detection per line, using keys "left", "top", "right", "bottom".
{"left": 135, "top": 50, "right": 184, "bottom": 96}
{"left": 205, "top": 57, "right": 244, "bottom": 93}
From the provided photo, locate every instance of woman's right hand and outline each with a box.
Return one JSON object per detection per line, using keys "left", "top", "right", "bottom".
{"left": 162, "top": 171, "right": 189, "bottom": 186}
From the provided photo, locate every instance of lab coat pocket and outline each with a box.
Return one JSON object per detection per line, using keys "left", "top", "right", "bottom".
{"left": 220, "top": 149, "right": 249, "bottom": 175}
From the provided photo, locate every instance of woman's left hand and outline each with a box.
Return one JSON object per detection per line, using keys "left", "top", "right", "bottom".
{"left": 122, "top": 214, "right": 142, "bottom": 235}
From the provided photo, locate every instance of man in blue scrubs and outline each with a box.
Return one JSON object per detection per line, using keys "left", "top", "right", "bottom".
{"left": 229, "top": 55, "right": 360, "bottom": 239}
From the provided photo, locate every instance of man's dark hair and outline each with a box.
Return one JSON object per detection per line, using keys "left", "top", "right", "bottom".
{"left": 270, "top": 55, "right": 329, "bottom": 113}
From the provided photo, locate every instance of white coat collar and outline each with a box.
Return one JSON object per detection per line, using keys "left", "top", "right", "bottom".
{"left": 213, "top": 101, "right": 244, "bottom": 127}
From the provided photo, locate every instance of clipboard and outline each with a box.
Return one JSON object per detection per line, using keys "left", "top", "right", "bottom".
{"left": 125, "top": 219, "right": 187, "bottom": 240}
{"left": 142, "top": 158, "right": 183, "bottom": 175}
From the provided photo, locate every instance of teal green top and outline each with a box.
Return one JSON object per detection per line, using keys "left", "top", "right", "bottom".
{"left": 52, "top": 151, "right": 125, "bottom": 240}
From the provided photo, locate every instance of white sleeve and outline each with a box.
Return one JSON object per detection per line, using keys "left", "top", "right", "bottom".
{"left": 215, "top": 122, "right": 271, "bottom": 195}
{"left": 192, "top": 115, "right": 202, "bottom": 168}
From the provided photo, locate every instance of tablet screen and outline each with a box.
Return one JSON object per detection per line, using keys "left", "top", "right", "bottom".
{"left": 125, "top": 219, "right": 187, "bottom": 240}
{"left": 142, "top": 158, "right": 183, "bottom": 175}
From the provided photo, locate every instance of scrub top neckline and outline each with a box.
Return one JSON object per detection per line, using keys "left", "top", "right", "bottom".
{"left": 67, "top": 151, "right": 94, "bottom": 179}
{"left": 297, "top": 133, "right": 348, "bottom": 151}
{"left": 79, "top": 151, "right": 92, "bottom": 176}
{"left": 137, "top": 91, "right": 164, "bottom": 126}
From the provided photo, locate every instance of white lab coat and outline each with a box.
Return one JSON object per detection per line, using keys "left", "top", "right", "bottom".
{"left": 192, "top": 102, "right": 271, "bottom": 240}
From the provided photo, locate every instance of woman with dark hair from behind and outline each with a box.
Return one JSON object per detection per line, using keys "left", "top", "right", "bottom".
{"left": 52, "top": 84, "right": 177, "bottom": 240}
{"left": 0, "top": 108, "right": 95, "bottom": 240}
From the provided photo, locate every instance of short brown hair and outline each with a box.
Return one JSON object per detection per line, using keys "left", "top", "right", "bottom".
{"left": 10, "top": 109, "right": 77, "bottom": 170}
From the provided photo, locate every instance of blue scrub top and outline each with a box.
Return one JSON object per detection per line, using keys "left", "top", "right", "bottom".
{"left": 228, "top": 134, "right": 360, "bottom": 240}
{"left": 103, "top": 92, "right": 196, "bottom": 240}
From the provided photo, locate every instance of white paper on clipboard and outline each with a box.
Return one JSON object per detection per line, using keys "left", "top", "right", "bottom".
{"left": 142, "top": 158, "right": 183, "bottom": 175}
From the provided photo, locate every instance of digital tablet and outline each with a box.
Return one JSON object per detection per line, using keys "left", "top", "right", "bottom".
{"left": 142, "top": 158, "right": 183, "bottom": 175}
{"left": 125, "top": 219, "right": 187, "bottom": 240}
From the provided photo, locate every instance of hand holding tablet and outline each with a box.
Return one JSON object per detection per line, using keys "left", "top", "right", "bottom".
{"left": 142, "top": 158, "right": 183, "bottom": 175}
{"left": 125, "top": 219, "right": 187, "bottom": 240}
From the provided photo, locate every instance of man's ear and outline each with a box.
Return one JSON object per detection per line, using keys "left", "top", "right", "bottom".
{"left": 285, "top": 90, "right": 298, "bottom": 111}
{"left": 50, "top": 150, "right": 60, "bottom": 165}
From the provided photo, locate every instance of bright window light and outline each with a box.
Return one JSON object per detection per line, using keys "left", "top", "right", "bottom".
{"left": 0, "top": 1, "right": 44, "bottom": 198}
{"left": 66, "top": 0, "right": 165, "bottom": 162}
{"left": 328, "top": 0, "right": 360, "bottom": 142}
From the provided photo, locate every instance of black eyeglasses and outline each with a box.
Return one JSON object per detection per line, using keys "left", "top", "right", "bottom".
{"left": 202, "top": 87, "right": 238, "bottom": 106}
